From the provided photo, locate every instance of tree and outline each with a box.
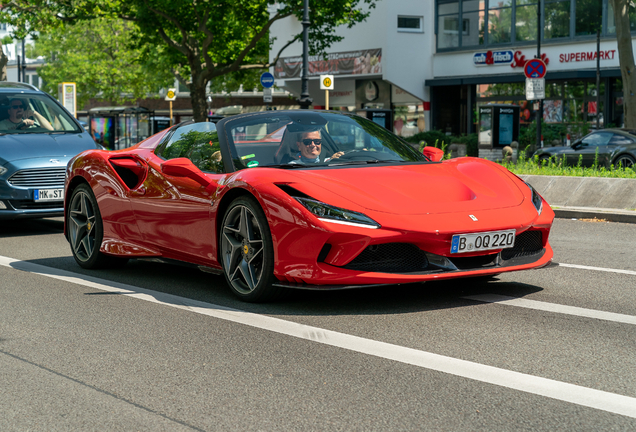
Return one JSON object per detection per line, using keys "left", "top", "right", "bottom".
{"left": 1, "top": 0, "right": 376, "bottom": 121}
{"left": 35, "top": 17, "right": 174, "bottom": 107}
{"left": 610, "top": 0, "right": 636, "bottom": 128}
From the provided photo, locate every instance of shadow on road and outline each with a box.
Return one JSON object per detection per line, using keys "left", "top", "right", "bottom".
{"left": 14, "top": 256, "right": 544, "bottom": 318}
{"left": 0, "top": 217, "right": 64, "bottom": 238}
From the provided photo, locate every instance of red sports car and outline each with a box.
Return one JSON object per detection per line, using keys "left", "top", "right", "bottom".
{"left": 64, "top": 111, "right": 554, "bottom": 302}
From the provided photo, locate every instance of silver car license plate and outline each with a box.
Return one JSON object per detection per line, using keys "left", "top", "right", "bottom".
{"left": 34, "top": 188, "right": 64, "bottom": 202}
{"left": 451, "top": 229, "right": 516, "bottom": 254}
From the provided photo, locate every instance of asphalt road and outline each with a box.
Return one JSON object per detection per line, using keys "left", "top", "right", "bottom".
{"left": 1, "top": 217, "right": 635, "bottom": 431}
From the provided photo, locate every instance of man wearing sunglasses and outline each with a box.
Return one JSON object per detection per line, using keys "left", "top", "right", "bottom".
{"left": 0, "top": 98, "right": 53, "bottom": 131}
{"left": 290, "top": 129, "right": 344, "bottom": 164}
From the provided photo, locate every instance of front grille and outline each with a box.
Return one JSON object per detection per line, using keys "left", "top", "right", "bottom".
{"left": 343, "top": 243, "right": 428, "bottom": 273}
{"left": 501, "top": 230, "right": 543, "bottom": 260}
{"left": 9, "top": 200, "right": 64, "bottom": 210}
{"left": 8, "top": 167, "right": 66, "bottom": 188}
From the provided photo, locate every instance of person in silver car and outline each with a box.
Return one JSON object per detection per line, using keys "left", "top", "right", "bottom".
{"left": 0, "top": 98, "right": 53, "bottom": 131}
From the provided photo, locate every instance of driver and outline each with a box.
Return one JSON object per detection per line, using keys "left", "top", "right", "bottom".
{"left": 290, "top": 129, "right": 344, "bottom": 164}
{"left": 0, "top": 98, "right": 54, "bottom": 131}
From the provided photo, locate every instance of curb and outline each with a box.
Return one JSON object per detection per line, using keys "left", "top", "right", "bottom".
{"left": 551, "top": 206, "right": 636, "bottom": 224}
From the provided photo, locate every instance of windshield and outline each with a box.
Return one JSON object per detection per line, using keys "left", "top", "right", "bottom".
{"left": 225, "top": 112, "right": 426, "bottom": 169}
{"left": 0, "top": 92, "right": 81, "bottom": 134}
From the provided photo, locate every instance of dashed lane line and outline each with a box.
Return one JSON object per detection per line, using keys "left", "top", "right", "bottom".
{"left": 557, "top": 262, "right": 636, "bottom": 276}
{"left": 2, "top": 255, "right": 636, "bottom": 419}
{"left": 464, "top": 294, "right": 636, "bottom": 325}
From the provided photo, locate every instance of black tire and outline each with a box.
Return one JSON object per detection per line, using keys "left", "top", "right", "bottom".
{"left": 614, "top": 154, "right": 635, "bottom": 169}
{"left": 220, "top": 196, "right": 280, "bottom": 302}
{"left": 67, "top": 183, "right": 128, "bottom": 269}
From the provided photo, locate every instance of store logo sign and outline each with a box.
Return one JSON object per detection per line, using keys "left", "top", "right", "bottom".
{"left": 473, "top": 50, "right": 513, "bottom": 66}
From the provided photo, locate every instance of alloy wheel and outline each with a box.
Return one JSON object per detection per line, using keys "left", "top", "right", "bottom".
{"left": 68, "top": 190, "right": 97, "bottom": 262}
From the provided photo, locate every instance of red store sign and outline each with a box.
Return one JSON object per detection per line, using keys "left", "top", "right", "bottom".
{"left": 510, "top": 51, "right": 550, "bottom": 68}
{"left": 559, "top": 50, "right": 616, "bottom": 63}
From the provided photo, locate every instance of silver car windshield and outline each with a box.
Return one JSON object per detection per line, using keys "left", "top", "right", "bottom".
{"left": 0, "top": 92, "right": 81, "bottom": 134}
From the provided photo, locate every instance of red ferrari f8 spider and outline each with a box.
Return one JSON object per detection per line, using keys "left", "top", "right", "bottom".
{"left": 64, "top": 111, "right": 554, "bottom": 302}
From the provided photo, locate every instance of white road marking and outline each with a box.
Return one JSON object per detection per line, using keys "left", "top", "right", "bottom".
{"left": 557, "top": 262, "right": 636, "bottom": 276}
{"left": 2, "top": 255, "right": 636, "bottom": 419}
{"left": 464, "top": 294, "right": 636, "bottom": 325}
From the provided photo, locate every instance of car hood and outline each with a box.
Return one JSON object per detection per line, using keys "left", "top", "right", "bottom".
{"left": 283, "top": 158, "right": 526, "bottom": 215}
{"left": 0, "top": 132, "right": 96, "bottom": 164}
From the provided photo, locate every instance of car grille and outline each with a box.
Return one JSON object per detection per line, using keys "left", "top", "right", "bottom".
{"left": 501, "top": 230, "right": 543, "bottom": 260}
{"left": 7, "top": 168, "right": 66, "bottom": 188}
{"left": 343, "top": 243, "right": 429, "bottom": 273}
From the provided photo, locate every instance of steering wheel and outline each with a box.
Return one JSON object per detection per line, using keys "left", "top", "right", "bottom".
{"left": 335, "top": 149, "right": 385, "bottom": 161}
{"left": 15, "top": 120, "right": 28, "bottom": 130}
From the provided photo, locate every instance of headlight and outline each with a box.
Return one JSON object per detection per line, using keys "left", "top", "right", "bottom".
{"left": 295, "top": 197, "right": 380, "bottom": 229}
{"left": 0, "top": 166, "right": 7, "bottom": 176}
{"left": 525, "top": 182, "right": 543, "bottom": 215}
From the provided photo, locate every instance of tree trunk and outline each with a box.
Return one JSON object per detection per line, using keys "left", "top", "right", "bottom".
{"left": 189, "top": 69, "right": 209, "bottom": 122}
{"left": 0, "top": 45, "right": 8, "bottom": 81}
{"left": 611, "top": 0, "right": 636, "bottom": 128}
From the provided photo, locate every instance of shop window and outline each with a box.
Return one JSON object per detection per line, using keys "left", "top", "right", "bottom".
{"left": 488, "top": 0, "right": 512, "bottom": 44}
{"left": 575, "top": 0, "right": 602, "bottom": 36}
{"left": 515, "top": 0, "right": 537, "bottom": 41}
{"left": 398, "top": 16, "right": 423, "bottom": 32}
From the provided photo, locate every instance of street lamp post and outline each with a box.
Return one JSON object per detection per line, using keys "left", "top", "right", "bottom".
{"left": 297, "top": 0, "right": 312, "bottom": 109}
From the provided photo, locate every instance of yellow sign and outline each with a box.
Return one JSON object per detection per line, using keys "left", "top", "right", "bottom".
{"left": 320, "top": 75, "right": 334, "bottom": 90}
{"left": 165, "top": 88, "right": 177, "bottom": 101}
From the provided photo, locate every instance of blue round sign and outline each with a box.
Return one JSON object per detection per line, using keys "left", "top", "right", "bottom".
{"left": 260, "top": 72, "right": 275, "bottom": 88}
{"left": 524, "top": 59, "right": 547, "bottom": 79}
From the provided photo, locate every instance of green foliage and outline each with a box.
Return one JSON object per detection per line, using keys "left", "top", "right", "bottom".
{"left": 501, "top": 146, "right": 636, "bottom": 179}
{"left": 34, "top": 18, "right": 174, "bottom": 108}
{"left": 404, "top": 130, "right": 478, "bottom": 157}
{"left": 1, "top": 0, "right": 377, "bottom": 121}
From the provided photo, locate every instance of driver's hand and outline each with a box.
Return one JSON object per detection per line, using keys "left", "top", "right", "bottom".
{"left": 331, "top": 151, "right": 344, "bottom": 159}
{"left": 22, "top": 119, "right": 35, "bottom": 127}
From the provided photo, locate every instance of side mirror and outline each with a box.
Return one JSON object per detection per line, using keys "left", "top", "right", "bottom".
{"left": 161, "top": 157, "right": 210, "bottom": 186}
{"left": 422, "top": 146, "right": 444, "bottom": 162}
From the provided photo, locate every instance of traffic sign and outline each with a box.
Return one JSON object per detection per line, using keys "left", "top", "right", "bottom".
{"left": 320, "top": 75, "right": 334, "bottom": 90}
{"left": 263, "top": 87, "right": 272, "bottom": 104}
{"left": 260, "top": 72, "right": 275, "bottom": 88}
{"left": 165, "top": 88, "right": 177, "bottom": 101}
{"left": 524, "top": 58, "right": 547, "bottom": 79}
{"left": 526, "top": 78, "right": 545, "bottom": 100}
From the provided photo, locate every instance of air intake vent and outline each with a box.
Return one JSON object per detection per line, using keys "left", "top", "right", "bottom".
{"left": 501, "top": 230, "right": 543, "bottom": 260}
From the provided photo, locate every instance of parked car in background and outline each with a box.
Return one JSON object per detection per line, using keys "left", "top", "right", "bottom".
{"left": 0, "top": 82, "right": 100, "bottom": 219}
{"left": 532, "top": 129, "right": 636, "bottom": 169}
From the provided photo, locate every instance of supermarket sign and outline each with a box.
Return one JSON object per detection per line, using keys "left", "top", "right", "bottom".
{"left": 473, "top": 50, "right": 514, "bottom": 66}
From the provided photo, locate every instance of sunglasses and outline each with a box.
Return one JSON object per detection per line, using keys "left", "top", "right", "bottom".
{"left": 302, "top": 138, "right": 322, "bottom": 146}
{"left": 11, "top": 104, "right": 23, "bottom": 109}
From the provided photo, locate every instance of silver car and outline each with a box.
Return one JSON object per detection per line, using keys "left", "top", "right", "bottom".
{"left": 0, "top": 82, "right": 99, "bottom": 219}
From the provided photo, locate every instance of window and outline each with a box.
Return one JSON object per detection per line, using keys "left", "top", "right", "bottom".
{"left": 515, "top": 0, "right": 537, "bottom": 41}
{"left": 157, "top": 122, "right": 224, "bottom": 173}
{"left": 398, "top": 16, "right": 423, "bottom": 32}
{"left": 575, "top": 0, "right": 602, "bottom": 36}
{"left": 438, "top": 1, "right": 460, "bottom": 48}
{"left": 545, "top": 0, "right": 570, "bottom": 39}
{"left": 31, "top": 75, "right": 39, "bottom": 88}
{"left": 488, "top": 0, "right": 512, "bottom": 44}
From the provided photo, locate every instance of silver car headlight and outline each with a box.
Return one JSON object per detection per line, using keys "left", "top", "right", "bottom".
{"left": 0, "top": 166, "right": 7, "bottom": 176}
{"left": 525, "top": 182, "right": 543, "bottom": 215}
{"left": 295, "top": 197, "right": 380, "bottom": 229}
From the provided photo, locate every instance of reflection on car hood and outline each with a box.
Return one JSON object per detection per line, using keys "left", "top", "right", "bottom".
{"left": 285, "top": 158, "right": 525, "bottom": 215}
{"left": 0, "top": 132, "right": 96, "bottom": 163}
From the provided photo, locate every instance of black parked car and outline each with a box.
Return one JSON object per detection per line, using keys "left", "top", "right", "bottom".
{"left": 532, "top": 129, "right": 636, "bottom": 169}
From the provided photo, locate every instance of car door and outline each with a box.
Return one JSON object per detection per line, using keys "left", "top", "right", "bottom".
{"left": 130, "top": 122, "right": 225, "bottom": 263}
{"left": 607, "top": 133, "right": 636, "bottom": 166}
{"left": 566, "top": 131, "right": 613, "bottom": 167}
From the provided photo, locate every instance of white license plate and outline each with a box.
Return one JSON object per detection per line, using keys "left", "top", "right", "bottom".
{"left": 34, "top": 188, "right": 64, "bottom": 202}
{"left": 451, "top": 229, "right": 516, "bottom": 254}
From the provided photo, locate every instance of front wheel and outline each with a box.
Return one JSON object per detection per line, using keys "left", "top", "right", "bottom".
{"left": 220, "top": 196, "right": 280, "bottom": 302}
{"left": 614, "top": 154, "right": 635, "bottom": 170}
{"left": 67, "top": 183, "right": 128, "bottom": 269}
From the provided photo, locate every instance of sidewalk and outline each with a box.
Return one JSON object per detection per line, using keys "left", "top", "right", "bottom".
{"left": 520, "top": 175, "right": 636, "bottom": 224}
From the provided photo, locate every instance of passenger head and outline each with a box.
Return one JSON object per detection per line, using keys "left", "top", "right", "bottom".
{"left": 297, "top": 130, "right": 322, "bottom": 159}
